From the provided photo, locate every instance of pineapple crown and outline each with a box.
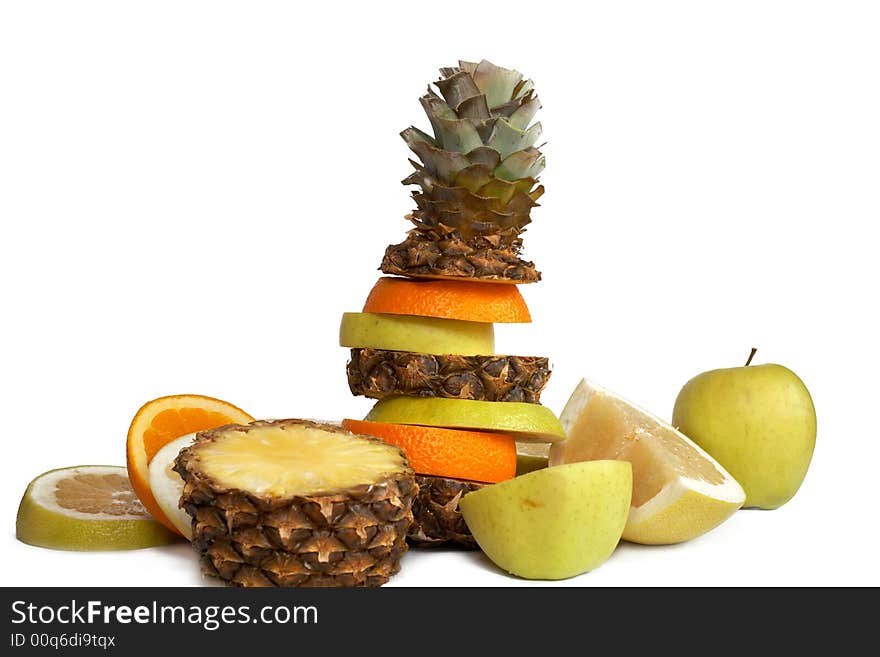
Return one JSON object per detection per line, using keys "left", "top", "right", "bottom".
{"left": 401, "top": 60, "right": 545, "bottom": 237}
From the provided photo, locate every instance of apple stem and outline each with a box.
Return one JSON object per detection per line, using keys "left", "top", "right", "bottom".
{"left": 745, "top": 348, "right": 757, "bottom": 367}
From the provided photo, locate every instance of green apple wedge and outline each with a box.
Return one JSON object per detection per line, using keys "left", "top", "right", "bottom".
{"left": 672, "top": 349, "right": 816, "bottom": 509}
{"left": 459, "top": 461, "right": 632, "bottom": 580}
{"left": 340, "top": 312, "right": 494, "bottom": 356}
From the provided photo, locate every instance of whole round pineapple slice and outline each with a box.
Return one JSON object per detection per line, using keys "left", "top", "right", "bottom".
{"left": 174, "top": 419, "right": 416, "bottom": 587}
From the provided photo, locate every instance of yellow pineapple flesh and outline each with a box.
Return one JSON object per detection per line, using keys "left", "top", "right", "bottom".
{"left": 175, "top": 419, "right": 416, "bottom": 587}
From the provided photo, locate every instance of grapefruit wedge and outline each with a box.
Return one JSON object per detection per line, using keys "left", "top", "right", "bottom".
{"left": 16, "top": 465, "right": 178, "bottom": 551}
{"left": 551, "top": 378, "right": 745, "bottom": 544}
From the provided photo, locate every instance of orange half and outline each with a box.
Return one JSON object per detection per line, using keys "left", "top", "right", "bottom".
{"left": 342, "top": 418, "right": 516, "bottom": 483}
{"left": 126, "top": 394, "right": 254, "bottom": 534}
{"left": 362, "top": 276, "right": 531, "bottom": 323}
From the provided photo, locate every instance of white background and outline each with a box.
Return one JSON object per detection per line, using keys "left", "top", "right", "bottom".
{"left": 2, "top": 1, "right": 878, "bottom": 587}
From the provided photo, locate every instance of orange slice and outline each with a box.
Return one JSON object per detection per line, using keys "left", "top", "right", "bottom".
{"left": 362, "top": 277, "right": 531, "bottom": 323}
{"left": 342, "top": 419, "right": 516, "bottom": 484}
{"left": 126, "top": 394, "right": 254, "bottom": 534}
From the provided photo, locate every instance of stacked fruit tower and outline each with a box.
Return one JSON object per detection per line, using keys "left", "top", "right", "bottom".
{"left": 339, "top": 60, "right": 565, "bottom": 547}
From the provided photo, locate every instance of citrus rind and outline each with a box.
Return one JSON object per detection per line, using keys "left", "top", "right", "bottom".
{"left": 148, "top": 433, "right": 198, "bottom": 540}
{"left": 16, "top": 465, "right": 179, "bottom": 551}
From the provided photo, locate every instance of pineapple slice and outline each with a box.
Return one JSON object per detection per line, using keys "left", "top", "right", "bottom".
{"left": 347, "top": 348, "right": 550, "bottom": 403}
{"left": 174, "top": 420, "right": 416, "bottom": 587}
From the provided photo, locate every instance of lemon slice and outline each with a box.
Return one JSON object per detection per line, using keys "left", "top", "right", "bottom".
{"left": 148, "top": 433, "right": 198, "bottom": 540}
{"left": 365, "top": 397, "right": 565, "bottom": 442}
{"left": 550, "top": 379, "right": 745, "bottom": 544}
{"left": 16, "top": 465, "right": 179, "bottom": 551}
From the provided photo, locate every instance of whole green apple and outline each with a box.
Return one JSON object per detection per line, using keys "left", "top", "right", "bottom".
{"left": 672, "top": 350, "right": 816, "bottom": 509}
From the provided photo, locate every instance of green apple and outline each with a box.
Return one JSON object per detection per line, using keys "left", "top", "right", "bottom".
{"left": 365, "top": 396, "right": 566, "bottom": 442}
{"left": 339, "top": 312, "right": 494, "bottom": 355}
{"left": 515, "top": 441, "right": 549, "bottom": 475}
{"left": 672, "top": 350, "right": 816, "bottom": 509}
{"left": 459, "top": 460, "right": 632, "bottom": 580}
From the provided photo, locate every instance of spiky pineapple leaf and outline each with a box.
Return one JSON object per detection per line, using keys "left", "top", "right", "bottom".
{"left": 455, "top": 94, "right": 492, "bottom": 122}
{"left": 488, "top": 100, "right": 521, "bottom": 119}
{"left": 402, "top": 166, "right": 434, "bottom": 191}
{"left": 452, "top": 60, "right": 479, "bottom": 76}
{"left": 415, "top": 181, "right": 538, "bottom": 223}
{"left": 401, "top": 126, "right": 437, "bottom": 148}
{"left": 453, "top": 164, "right": 494, "bottom": 193}
{"left": 421, "top": 89, "right": 456, "bottom": 118}
{"left": 427, "top": 185, "right": 495, "bottom": 207}
{"left": 513, "top": 79, "right": 535, "bottom": 99}
{"left": 471, "top": 59, "right": 523, "bottom": 109}
{"left": 405, "top": 138, "right": 471, "bottom": 183}
{"left": 512, "top": 178, "right": 538, "bottom": 195}
{"left": 485, "top": 120, "right": 543, "bottom": 160}
{"left": 528, "top": 156, "right": 547, "bottom": 179}
{"left": 436, "top": 72, "right": 481, "bottom": 111}
{"left": 420, "top": 91, "right": 457, "bottom": 143}
{"left": 507, "top": 94, "right": 541, "bottom": 130}
{"left": 495, "top": 148, "right": 545, "bottom": 181}
{"left": 464, "top": 146, "right": 502, "bottom": 170}
{"left": 502, "top": 192, "right": 541, "bottom": 223}
{"left": 478, "top": 178, "right": 520, "bottom": 204}
{"left": 399, "top": 60, "right": 546, "bottom": 247}
{"left": 433, "top": 118, "right": 483, "bottom": 153}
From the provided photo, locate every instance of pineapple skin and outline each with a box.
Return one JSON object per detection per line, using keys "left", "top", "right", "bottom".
{"left": 347, "top": 348, "right": 551, "bottom": 403}
{"left": 174, "top": 419, "right": 417, "bottom": 587}
{"left": 409, "top": 475, "right": 485, "bottom": 549}
{"left": 381, "top": 225, "right": 541, "bottom": 283}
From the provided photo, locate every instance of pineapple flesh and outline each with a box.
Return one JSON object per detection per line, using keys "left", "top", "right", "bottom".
{"left": 174, "top": 420, "right": 416, "bottom": 587}
{"left": 382, "top": 60, "right": 545, "bottom": 283}
{"left": 347, "top": 348, "right": 551, "bottom": 403}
